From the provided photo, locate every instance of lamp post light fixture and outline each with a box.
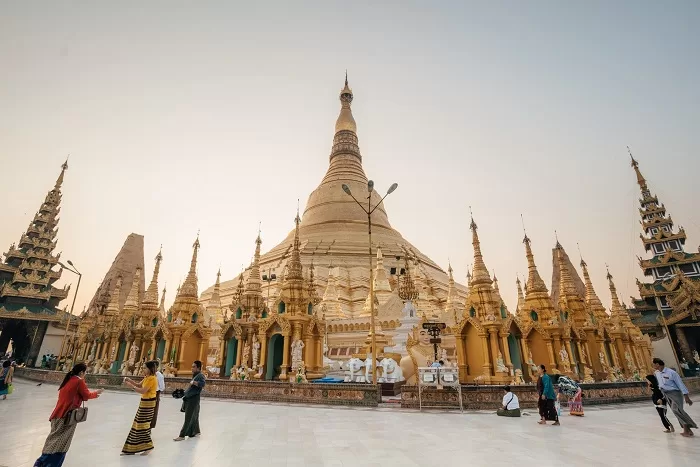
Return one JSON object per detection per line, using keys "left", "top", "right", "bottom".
{"left": 58, "top": 261, "right": 82, "bottom": 365}
{"left": 341, "top": 180, "right": 398, "bottom": 385}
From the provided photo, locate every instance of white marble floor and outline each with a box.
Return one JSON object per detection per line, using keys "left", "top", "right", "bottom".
{"left": 1, "top": 379, "right": 699, "bottom": 467}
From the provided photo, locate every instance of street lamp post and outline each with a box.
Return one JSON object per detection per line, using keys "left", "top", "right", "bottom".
{"left": 342, "top": 180, "right": 398, "bottom": 385}
{"left": 58, "top": 261, "right": 82, "bottom": 365}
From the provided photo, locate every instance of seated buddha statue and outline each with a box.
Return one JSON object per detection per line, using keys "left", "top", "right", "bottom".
{"left": 400, "top": 327, "right": 442, "bottom": 385}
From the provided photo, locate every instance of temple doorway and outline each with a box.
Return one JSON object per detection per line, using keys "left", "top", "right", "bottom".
{"left": 225, "top": 337, "right": 238, "bottom": 377}
{"left": 265, "top": 334, "right": 284, "bottom": 380}
{"left": 113, "top": 340, "right": 127, "bottom": 373}
{"left": 156, "top": 339, "right": 166, "bottom": 360}
{"left": 0, "top": 319, "right": 32, "bottom": 362}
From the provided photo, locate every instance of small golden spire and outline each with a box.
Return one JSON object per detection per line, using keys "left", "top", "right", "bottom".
{"left": 286, "top": 208, "right": 304, "bottom": 280}
{"left": 143, "top": 247, "right": 163, "bottom": 305}
{"left": 104, "top": 275, "right": 123, "bottom": 316}
{"left": 54, "top": 157, "right": 69, "bottom": 190}
{"left": 123, "top": 267, "right": 142, "bottom": 313}
{"left": 335, "top": 72, "right": 357, "bottom": 134}
{"left": 522, "top": 223, "right": 547, "bottom": 294}
{"left": 628, "top": 146, "right": 647, "bottom": 188}
{"left": 469, "top": 207, "right": 492, "bottom": 286}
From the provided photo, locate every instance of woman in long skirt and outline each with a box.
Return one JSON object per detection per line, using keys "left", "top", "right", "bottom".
{"left": 121, "top": 361, "right": 158, "bottom": 456}
{"left": 34, "top": 363, "right": 103, "bottom": 467}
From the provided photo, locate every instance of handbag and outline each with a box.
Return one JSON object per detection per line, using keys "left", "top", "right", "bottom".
{"left": 7, "top": 383, "right": 13, "bottom": 395}
{"left": 64, "top": 402, "right": 88, "bottom": 426}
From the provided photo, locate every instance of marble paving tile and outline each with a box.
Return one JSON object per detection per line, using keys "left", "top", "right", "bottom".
{"left": 1, "top": 379, "right": 699, "bottom": 466}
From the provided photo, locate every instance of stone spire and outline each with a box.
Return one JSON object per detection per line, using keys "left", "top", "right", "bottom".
{"left": 122, "top": 267, "right": 142, "bottom": 317}
{"left": 143, "top": 247, "right": 162, "bottom": 306}
{"left": 469, "top": 212, "right": 493, "bottom": 287}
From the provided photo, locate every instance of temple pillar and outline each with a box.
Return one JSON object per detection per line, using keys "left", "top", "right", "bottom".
{"left": 676, "top": 326, "right": 693, "bottom": 362}
{"left": 303, "top": 334, "right": 312, "bottom": 364}
{"left": 151, "top": 339, "right": 158, "bottom": 360}
{"left": 488, "top": 328, "right": 501, "bottom": 372}
{"left": 258, "top": 333, "right": 267, "bottom": 370}
{"left": 178, "top": 339, "right": 188, "bottom": 370}
{"left": 235, "top": 338, "right": 243, "bottom": 366}
{"left": 575, "top": 340, "right": 587, "bottom": 374}
{"left": 198, "top": 339, "right": 207, "bottom": 363}
{"left": 545, "top": 340, "right": 556, "bottom": 370}
{"left": 281, "top": 334, "right": 290, "bottom": 379}
{"left": 479, "top": 333, "right": 491, "bottom": 377}
{"left": 124, "top": 341, "right": 132, "bottom": 363}
{"left": 500, "top": 332, "right": 513, "bottom": 373}
{"left": 565, "top": 339, "right": 576, "bottom": 375}
{"left": 456, "top": 335, "right": 467, "bottom": 382}
{"left": 217, "top": 338, "right": 226, "bottom": 368}
{"left": 163, "top": 339, "right": 171, "bottom": 362}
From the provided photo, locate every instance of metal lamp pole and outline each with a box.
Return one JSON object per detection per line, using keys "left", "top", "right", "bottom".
{"left": 342, "top": 180, "right": 398, "bottom": 384}
{"left": 58, "top": 261, "right": 81, "bottom": 364}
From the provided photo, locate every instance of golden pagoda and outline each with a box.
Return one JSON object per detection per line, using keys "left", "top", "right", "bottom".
{"left": 201, "top": 76, "right": 467, "bottom": 358}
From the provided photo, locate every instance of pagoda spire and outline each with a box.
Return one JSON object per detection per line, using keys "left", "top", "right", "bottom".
{"left": 1, "top": 161, "right": 71, "bottom": 307}
{"left": 286, "top": 210, "right": 304, "bottom": 281}
{"left": 579, "top": 255, "right": 606, "bottom": 320}
{"left": 469, "top": 209, "right": 493, "bottom": 287}
{"left": 122, "top": 267, "right": 142, "bottom": 317}
{"left": 556, "top": 243, "right": 579, "bottom": 302}
{"left": 606, "top": 268, "right": 629, "bottom": 322}
{"left": 178, "top": 233, "right": 200, "bottom": 299}
{"left": 629, "top": 146, "right": 649, "bottom": 194}
{"left": 522, "top": 232, "right": 548, "bottom": 294}
{"left": 210, "top": 268, "right": 222, "bottom": 308}
{"left": 245, "top": 230, "right": 263, "bottom": 294}
{"left": 515, "top": 276, "right": 526, "bottom": 315}
{"left": 159, "top": 285, "right": 167, "bottom": 317}
{"left": 104, "top": 275, "right": 124, "bottom": 317}
{"left": 143, "top": 247, "right": 163, "bottom": 305}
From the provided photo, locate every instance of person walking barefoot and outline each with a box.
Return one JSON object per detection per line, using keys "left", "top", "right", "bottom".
{"left": 121, "top": 361, "right": 158, "bottom": 456}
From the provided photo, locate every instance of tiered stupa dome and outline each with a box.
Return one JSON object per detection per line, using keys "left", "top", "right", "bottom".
{"left": 202, "top": 78, "right": 466, "bottom": 319}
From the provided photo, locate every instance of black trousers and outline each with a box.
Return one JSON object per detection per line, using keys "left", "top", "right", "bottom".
{"left": 538, "top": 398, "right": 559, "bottom": 421}
{"left": 656, "top": 406, "right": 673, "bottom": 430}
{"left": 179, "top": 396, "right": 201, "bottom": 438}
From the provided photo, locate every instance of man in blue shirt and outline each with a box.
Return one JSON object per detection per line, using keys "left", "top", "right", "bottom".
{"left": 653, "top": 358, "right": 696, "bottom": 437}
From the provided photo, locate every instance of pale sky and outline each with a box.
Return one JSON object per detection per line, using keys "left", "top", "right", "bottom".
{"left": 1, "top": 1, "right": 698, "bottom": 316}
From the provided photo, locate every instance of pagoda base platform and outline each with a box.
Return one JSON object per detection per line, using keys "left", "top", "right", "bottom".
{"left": 15, "top": 368, "right": 700, "bottom": 410}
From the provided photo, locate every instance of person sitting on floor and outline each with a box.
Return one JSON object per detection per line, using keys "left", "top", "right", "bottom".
{"left": 497, "top": 385, "right": 521, "bottom": 417}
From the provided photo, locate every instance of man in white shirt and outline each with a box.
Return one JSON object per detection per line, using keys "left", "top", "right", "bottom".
{"left": 497, "top": 385, "right": 521, "bottom": 417}
{"left": 653, "top": 358, "right": 696, "bottom": 437}
{"left": 151, "top": 360, "right": 166, "bottom": 429}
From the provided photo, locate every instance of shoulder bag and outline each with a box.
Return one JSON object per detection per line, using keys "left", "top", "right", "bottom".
{"left": 64, "top": 401, "right": 88, "bottom": 426}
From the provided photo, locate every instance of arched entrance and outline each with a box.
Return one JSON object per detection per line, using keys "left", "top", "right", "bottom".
{"left": 113, "top": 339, "right": 127, "bottom": 374}
{"left": 0, "top": 319, "right": 32, "bottom": 363}
{"left": 225, "top": 337, "right": 238, "bottom": 377}
{"left": 265, "top": 334, "right": 284, "bottom": 380}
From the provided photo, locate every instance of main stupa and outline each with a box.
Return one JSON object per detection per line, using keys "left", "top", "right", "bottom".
{"left": 201, "top": 77, "right": 466, "bottom": 354}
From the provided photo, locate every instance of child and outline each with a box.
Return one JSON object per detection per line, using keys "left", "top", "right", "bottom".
{"left": 647, "top": 374, "right": 673, "bottom": 433}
